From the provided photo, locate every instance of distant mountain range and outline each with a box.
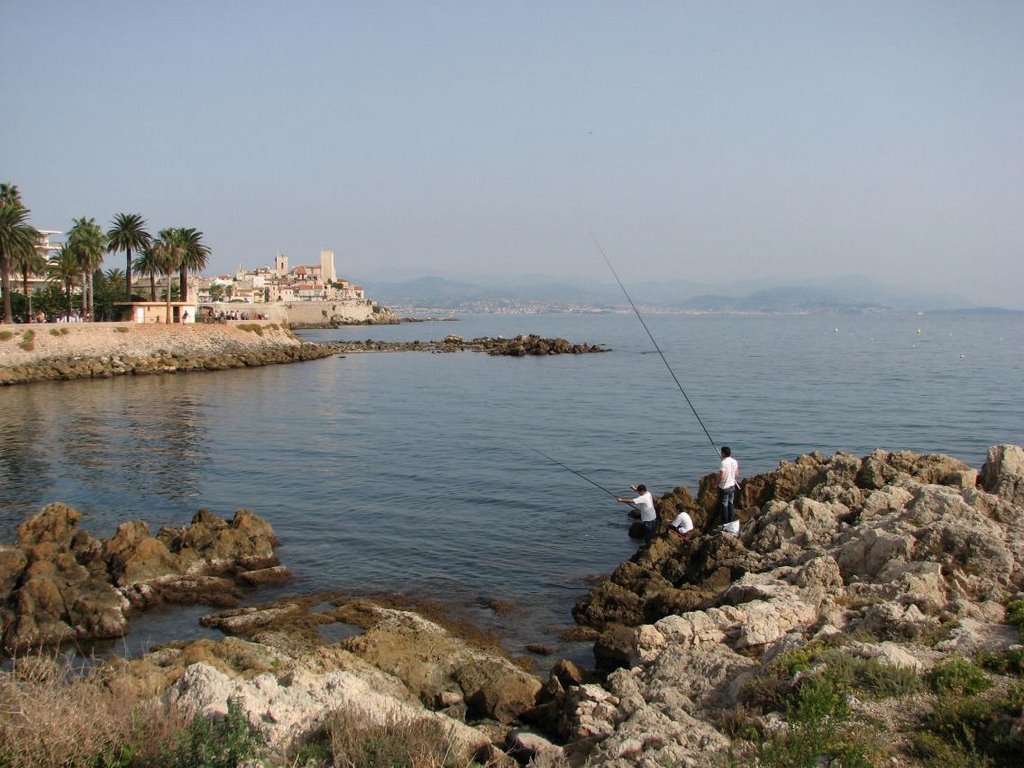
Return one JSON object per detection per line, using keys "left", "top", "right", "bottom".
{"left": 360, "top": 274, "right": 1017, "bottom": 314}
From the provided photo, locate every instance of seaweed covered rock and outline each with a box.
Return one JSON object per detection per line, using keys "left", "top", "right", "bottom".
{"left": 0, "top": 505, "right": 288, "bottom": 651}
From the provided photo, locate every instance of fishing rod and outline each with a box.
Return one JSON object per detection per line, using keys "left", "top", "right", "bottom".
{"left": 519, "top": 441, "right": 626, "bottom": 501}
{"left": 592, "top": 234, "right": 720, "bottom": 458}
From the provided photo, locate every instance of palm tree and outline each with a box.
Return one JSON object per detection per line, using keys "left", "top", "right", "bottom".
{"left": 67, "top": 217, "right": 106, "bottom": 321}
{"left": 106, "top": 213, "right": 151, "bottom": 302}
{"left": 12, "top": 238, "right": 47, "bottom": 320}
{"left": 47, "top": 244, "right": 80, "bottom": 321}
{"left": 152, "top": 232, "right": 184, "bottom": 324}
{"left": 0, "top": 185, "right": 39, "bottom": 324}
{"left": 132, "top": 246, "right": 161, "bottom": 301}
{"left": 170, "top": 227, "right": 210, "bottom": 303}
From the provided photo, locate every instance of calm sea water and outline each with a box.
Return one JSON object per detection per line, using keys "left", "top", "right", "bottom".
{"left": 1, "top": 311, "right": 1021, "bottom": 661}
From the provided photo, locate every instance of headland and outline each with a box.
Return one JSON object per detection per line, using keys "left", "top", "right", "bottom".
{"left": 2, "top": 444, "right": 1023, "bottom": 766}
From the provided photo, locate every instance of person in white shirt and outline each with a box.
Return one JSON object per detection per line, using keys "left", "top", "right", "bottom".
{"left": 718, "top": 446, "right": 740, "bottom": 528}
{"left": 668, "top": 511, "right": 694, "bottom": 539}
{"left": 617, "top": 484, "right": 656, "bottom": 543}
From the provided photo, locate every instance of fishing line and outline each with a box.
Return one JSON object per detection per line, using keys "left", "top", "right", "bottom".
{"left": 520, "top": 442, "right": 622, "bottom": 501}
{"left": 591, "top": 233, "right": 720, "bottom": 457}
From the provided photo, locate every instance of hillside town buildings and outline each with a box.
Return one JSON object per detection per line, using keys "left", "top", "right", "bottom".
{"left": 197, "top": 249, "right": 365, "bottom": 305}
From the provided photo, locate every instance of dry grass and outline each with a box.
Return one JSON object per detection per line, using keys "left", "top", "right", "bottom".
{"left": 17, "top": 329, "right": 34, "bottom": 351}
{"left": 0, "top": 653, "right": 187, "bottom": 768}
{"left": 310, "top": 706, "right": 513, "bottom": 768}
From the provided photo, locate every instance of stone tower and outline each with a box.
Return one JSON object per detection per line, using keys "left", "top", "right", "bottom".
{"left": 320, "top": 249, "right": 336, "bottom": 284}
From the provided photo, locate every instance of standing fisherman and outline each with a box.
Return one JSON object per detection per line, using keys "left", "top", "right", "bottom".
{"left": 718, "top": 446, "right": 740, "bottom": 532}
{"left": 618, "top": 484, "right": 656, "bottom": 543}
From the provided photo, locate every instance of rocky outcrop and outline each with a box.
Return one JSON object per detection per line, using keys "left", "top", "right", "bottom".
{"left": 547, "top": 445, "right": 1024, "bottom": 765}
{"left": 332, "top": 334, "right": 608, "bottom": 356}
{"left": 0, "top": 504, "right": 288, "bottom": 651}
{"left": 6, "top": 444, "right": 1020, "bottom": 766}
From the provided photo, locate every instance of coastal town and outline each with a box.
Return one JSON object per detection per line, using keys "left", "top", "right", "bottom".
{"left": 0, "top": 215, "right": 390, "bottom": 326}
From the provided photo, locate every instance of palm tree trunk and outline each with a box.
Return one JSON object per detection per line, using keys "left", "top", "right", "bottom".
{"left": 150, "top": 273, "right": 156, "bottom": 301}
{"left": 165, "top": 272, "right": 173, "bottom": 324}
{"left": 125, "top": 248, "right": 133, "bottom": 302}
{"left": 179, "top": 267, "right": 188, "bottom": 304}
{"left": 22, "top": 268, "right": 32, "bottom": 318}
{"left": 64, "top": 280, "right": 71, "bottom": 321}
{"left": 1, "top": 255, "right": 13, "bottom": 324}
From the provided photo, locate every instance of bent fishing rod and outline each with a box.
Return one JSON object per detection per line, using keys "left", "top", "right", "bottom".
{"left": 592, "top": 234, "right": 720, "bottom": 459}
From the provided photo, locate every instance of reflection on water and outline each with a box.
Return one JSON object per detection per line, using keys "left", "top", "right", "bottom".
{"left": 1, "top": 312, "right": 1022, "bottom": 658}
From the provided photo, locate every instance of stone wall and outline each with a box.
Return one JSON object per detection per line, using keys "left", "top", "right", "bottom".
{"left": 204, "top": 298, "right": 395, "bottom": 325}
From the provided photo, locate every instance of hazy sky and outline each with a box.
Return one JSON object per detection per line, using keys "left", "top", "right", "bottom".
{"left": 4, "top": 1, "right": 1022, "bottom": 307}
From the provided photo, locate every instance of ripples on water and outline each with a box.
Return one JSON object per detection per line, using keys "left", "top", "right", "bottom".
{"left": 1, "top": 312, "right": 1021, "bottom": 660}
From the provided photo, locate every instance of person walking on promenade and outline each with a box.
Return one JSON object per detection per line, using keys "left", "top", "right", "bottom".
{"left": 618, "top": 484, "right": 656, "bottom": 543}
{"left": 718, "top": 446, "right": 740, "bottom": 530}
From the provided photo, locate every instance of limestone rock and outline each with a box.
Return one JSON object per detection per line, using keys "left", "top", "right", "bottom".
{"left": 166, "top": 661, "right": 491, "bottom": 757}
{"left": 980, "top": 444, "right": 1024, "bottom": 505}
{"left": 343, "top": 608, "right": 542, "bottom": 724}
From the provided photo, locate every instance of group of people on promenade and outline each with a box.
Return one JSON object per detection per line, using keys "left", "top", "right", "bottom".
{"left": 617, "top": 446, "right": 740, "bottom": 544}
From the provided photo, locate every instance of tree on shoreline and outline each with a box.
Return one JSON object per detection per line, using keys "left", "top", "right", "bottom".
{"left": 12, "top": 237, "right": 46, "bottom": 320}
{"left": 153, "top": 230, "right": 185, "bottom": 324}
{"left": 47, "top": 243, "right": 80, "bottom": 321}
{"left": 161, "top": 227, "right": 211, "bottom": 304}
{"left": 106, "top": 213, "right": 151, "bottom": 302}
{"left": 0, "top": 184, "right": 39, "bottom": 324}
{"left": 67, "top": 217, "right": 106, "bottom": 321}
{"left": 132, "top": 245, "right": 160, "bottom": 301}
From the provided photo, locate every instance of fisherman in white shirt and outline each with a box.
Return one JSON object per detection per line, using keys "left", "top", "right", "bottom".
{"left": 617, "top": 484, "right": 656, "bottom": 544}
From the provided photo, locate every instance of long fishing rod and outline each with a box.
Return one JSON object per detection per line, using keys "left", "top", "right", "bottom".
{"left": 519, "top": 441, "right": 623, "bottom": 500}
{"left": 592, "top": 234, "right": 720, "bottom": 457}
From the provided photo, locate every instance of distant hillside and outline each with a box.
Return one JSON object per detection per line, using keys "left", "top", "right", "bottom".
{"left": 361, "top": 274, "right": 984, "bottom": 314}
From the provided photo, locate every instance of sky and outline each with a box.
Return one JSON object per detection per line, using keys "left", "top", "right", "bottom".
{"left": 3, "top": 1, "right": 1022, "bottom": 308}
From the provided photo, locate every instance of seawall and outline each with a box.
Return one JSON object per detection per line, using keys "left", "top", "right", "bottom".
{"left": 0, "top": 322, "right": 337, "bottom": 385}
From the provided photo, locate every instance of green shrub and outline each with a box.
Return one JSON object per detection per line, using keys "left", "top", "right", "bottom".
{"left": 977, "top": 647, "right": 1024, "bottom": 676}
{"left": 0, "top": 330, "right": 13, "bottom": 341}
{"left": 908, "top": 730, "right": 986, "bottom": 768}
{"left": 816, "top": 650, "right": 921, "bottom": 699}
{"left": 114, "top": 326, "right": 131, "bottom": 334}
{"left": 919, "top": 682, "right": 1024, "bottom": 766}
{"left": 927, "top": 657, "right": 992, "bottom": 696}
{"left": 1006, "top": 599, "right": 1024, "bottom": 635}
{"left": 755, "top": 675, "right": 874, "bottom": 768}
{"left": 163, "top": 699, "right": 264, "bottom": 768}
{"left": 236, "top": 323, "right": 264, "bottom": 336}
{"left": 774, "top": 642, "right": 829, "bottom": 676}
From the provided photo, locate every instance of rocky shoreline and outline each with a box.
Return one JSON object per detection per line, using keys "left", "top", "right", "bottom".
{"left": 3, "top": 444, "right": 1023, "bottom": 766}
{"left": 0, "top": 323, "right": 607, "bottom": 386}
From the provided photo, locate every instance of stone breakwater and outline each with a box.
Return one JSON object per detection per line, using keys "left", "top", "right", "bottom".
{"left": 0, "top": 325, "right": 606, "bottom": 385}
{"left": 5, "top": 444, "right": 1021, "bottom": 766}
{"left": 335, "top": 333, "right": 608, "bottom": 356}
{"left": 0, "top": 322, "right": 336, "bottom": 386}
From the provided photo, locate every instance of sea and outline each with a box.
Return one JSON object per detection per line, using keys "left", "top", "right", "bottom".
{"left": 1, "top": 311, "right": 1021, "bottom": 666}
